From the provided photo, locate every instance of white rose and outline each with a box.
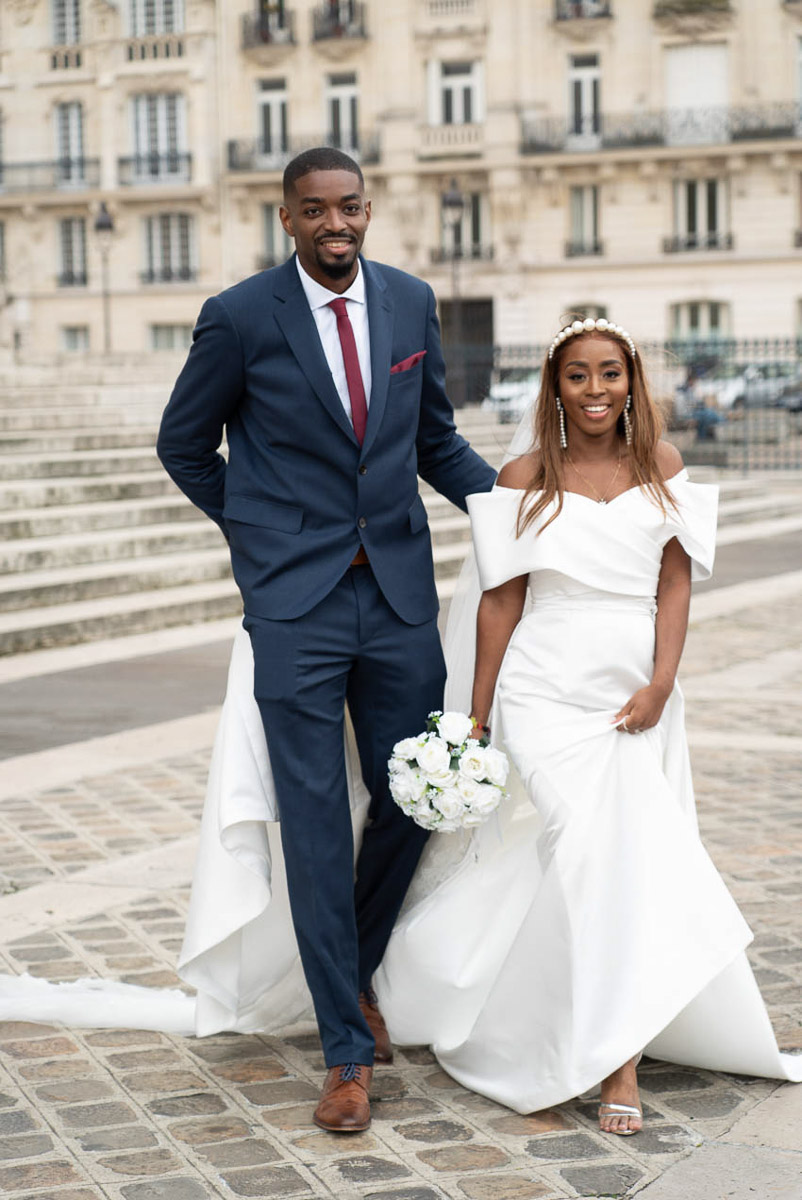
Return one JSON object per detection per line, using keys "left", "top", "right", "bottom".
{"left": 436, "top": 711, "right": 474, "bottom": 746}
{"left": 390, "top": 763, "right": 427, "bottom": 806}
{"left": 436, "top": 816, "right": 462, "bottom": 833}
{"left": 416, "top": 736, "right": 452, "bottom": 776}
{"left": 458, "top": 745, "right": 489, "bottom": 781}
{"left": 434, "top": 788, "right": 464, "bottom": 821}
{"left": 427, "top": 767, "right": 458, "bottom": 789}
{"left": 392, "top": 736, "right": 424, "bottom": 762}
{"left": 470, "top": 783, "right": 503, "bottom": 818}
{"left": 456, "top": 775, "right": 480, "bottom": 801}
{"left": 482, "top": 748, "right": 510, "bottom": 788}
{"left": 414, "top": 800, "right": 440, "bottom": 830}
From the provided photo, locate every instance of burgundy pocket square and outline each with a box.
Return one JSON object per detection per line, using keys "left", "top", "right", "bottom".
{"left": 390, "top": 351, "right": 427, "bottom": 374}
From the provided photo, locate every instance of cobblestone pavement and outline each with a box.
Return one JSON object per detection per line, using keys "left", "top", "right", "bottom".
{"left": 0, "top": 594, "right": 800, "bottom": 1199}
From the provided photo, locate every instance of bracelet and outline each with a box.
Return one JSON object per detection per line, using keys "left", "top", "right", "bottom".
{"left": 471, "top": 718, "right": 491, "bottom": 736}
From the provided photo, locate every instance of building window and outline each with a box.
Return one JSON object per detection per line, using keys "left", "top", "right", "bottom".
{"left": 439, "top": 192, "right": 489, "bottom": 259}
{"left": 670, "top": 301, "right": 730, "bottom": 340}
{"left": 150, "top": 323, "right": 193, "bottom": 350}
{"left": 667, "top": 179, "right": 731, "bottom": 252}
{"left": 326, "top": 73, "right": 359, "bottom": 154}
{"left": 567, "top": 185, "right": 601, "bottom": 256}
{"left": 128, "top": 0, "right": 185, "bottom": 35}
{"left": 142, "top": 213, "right": 195, "bottom": 282}
{"left": 130, "top": 93, "right": 188, "bottom": 180}
{"left": 62, "top": 325, "right": 89, "bottom": 351}
{"left": 568, "top": 54, "right": 600, "bottom": 147}
{"left": 52, "top": 0, "right": 81, "bottom": 44}
{"left": 261, "top": 203, "right": 293, "bottom": 269}
{"left": 58, "top": 217, "right": 87, "bottom": 286}
{"left": 431, "top": 61, "right": 483, "bottom": 126}
{"left": 664, "top": 43, "right": 728, "bottom": 146}
{"left": 55, "top": 102, "right": 85, "bottom": 184}
{"left": 567, "top": 302, "right": 608, "bottom": 320}
{"left": 257, "top": 79, "right": 289, "bottom": 162}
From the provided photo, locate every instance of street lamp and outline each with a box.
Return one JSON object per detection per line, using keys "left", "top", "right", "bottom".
{"left": 441, "top": 178, "right": 466, "bottom": 407}
{"left": 94, "top": 201, "right": 114, "bottom": 354}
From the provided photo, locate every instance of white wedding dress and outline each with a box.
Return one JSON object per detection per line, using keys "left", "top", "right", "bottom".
{"left": 2, "top": 469, "right": 800, "bottom": 1111}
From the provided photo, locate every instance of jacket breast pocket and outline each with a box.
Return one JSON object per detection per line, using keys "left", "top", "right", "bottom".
{"left": 408, "top": 494, "right": 429, "bottom": 534}
{"left": 223, "top": 494, "right": 303, "bottom": 533}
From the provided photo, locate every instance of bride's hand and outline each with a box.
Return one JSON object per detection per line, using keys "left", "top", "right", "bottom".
{"left": 613, "top": 684, "right": 671, "bottom": 735}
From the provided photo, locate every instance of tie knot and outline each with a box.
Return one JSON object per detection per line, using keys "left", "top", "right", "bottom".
{"left": 328, "top": 297, "right": 348, "bottom": 317}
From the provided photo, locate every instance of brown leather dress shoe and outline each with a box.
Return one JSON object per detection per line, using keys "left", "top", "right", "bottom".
{"left": 359, "top": 988, "right": 394, "bottom": 1063}
{"left": 313, "top": 1063, "right": 373, "bottom": 1132}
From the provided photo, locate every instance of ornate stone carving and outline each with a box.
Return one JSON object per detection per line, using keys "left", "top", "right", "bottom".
{"left": 653, "top": 1, "right": 734, "bottom": 36}
{"left": 7, "top": 0, "right": 39, "bottom": 26}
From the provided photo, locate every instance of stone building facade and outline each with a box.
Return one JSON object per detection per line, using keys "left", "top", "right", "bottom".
{"left": 0, "top": 0, "right": 801, "bottom": 359}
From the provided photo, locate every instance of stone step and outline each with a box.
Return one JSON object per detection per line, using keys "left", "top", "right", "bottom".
{"left": 0, "top": 447, "right": 160, "bottom": 481}
{"left": 0, "top": 521, "right": 225, "bottom": 575}
{"left": 0, "top": 548, "right": 233, "bottom": 613}
{"left": 0, "top": 495, "right": 199, "bottom": 540}
{"left": 0, "top": 472, "right": 180, "bottom": 510}
{"left": 0, "top": 430, "right": 159, "bottom": 453}
{"left": 0, "top": 580, "right": 243, "bottom": 657}
{"left": 0, "top": 407, "right": 159, "bottom": 431}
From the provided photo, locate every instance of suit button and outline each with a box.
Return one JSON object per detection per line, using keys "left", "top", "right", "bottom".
{"left": 359, "top": 465, "right": 367, "bottom": 475}
{"left": 358, "top": 517, "right": 367, "bottom": 529}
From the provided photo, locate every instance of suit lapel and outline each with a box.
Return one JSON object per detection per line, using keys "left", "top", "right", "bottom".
{"left": 362, "top": 259, "right": 393, "bottom": 458}
{"left": 272, "top": 257, "right": 359, "bottom": 446}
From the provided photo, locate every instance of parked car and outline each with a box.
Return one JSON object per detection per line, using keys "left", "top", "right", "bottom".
{"left": 676, "top": 361, "right": 802, "bottom": 415}
{"left": 481, "top": 368, "right": 541, "bottom": 424}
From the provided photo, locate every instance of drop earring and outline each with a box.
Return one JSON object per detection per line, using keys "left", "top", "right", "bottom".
{"left": 623, "top": 395, "right": 633, "bottom": 446}
{"left": 556, "top": 397, "right": 567, "bottom": 450}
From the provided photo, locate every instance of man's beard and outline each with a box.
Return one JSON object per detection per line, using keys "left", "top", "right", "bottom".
{"left": 315, "top": 244, "right": 358, "bottom": 280}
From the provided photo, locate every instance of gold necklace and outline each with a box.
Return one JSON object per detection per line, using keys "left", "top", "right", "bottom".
{"left": 566, "top": 454, "right": 623, "bottom": 505}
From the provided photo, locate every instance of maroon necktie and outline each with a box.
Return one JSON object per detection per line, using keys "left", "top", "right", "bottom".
{"left": 329, "top": 297, "right": 368, "bottom": 445}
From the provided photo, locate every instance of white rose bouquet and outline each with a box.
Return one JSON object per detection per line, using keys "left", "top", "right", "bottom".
{"left": 388, "top": 711, "right": 509, "bottom": 832}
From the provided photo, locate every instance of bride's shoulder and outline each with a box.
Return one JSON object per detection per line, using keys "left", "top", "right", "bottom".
{"left": 655, "top": 440, "right": 684, "bottom": 480}
{"left": 497, "top": 451, "right": 540, "bottom": 491}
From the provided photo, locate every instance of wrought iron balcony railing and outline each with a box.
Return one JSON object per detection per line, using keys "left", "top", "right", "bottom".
{"left": 430, "top": 245, "right": 495, "bottom": 264}
{"left": 565, "top": 239, "right": 604, "bottom": 257}
{"left": 227, "top": 132, "right": 379, "bottom": 171}
{"left": 140, "top": 266, "right": 197, "bottom": 284}
{"left": 663, "top": 232, "right": 734, "bottom": 253}
{"left": 241, "top": 9, "right": 296, "bottom": 49}
{"left": 57, "top": 270, "right": 88, "bottom": 287}
{"left": 118, "top": 153, "right": 193, "bottom": 185}
{"left": 654, "top": 1, "right": 731, "bottom": 16}
{"left": 0, "top": 159, "right": 100, "bottom": 192}
{"left": 555, "top": 0, "right": 612, "bottom": 18}
{"left": 426, "top": 0, "right": 477, "bottom": 14}
{"left": 521, "top": 102, "right": 802, "bottom": 154}
{"left": 313, "top": 2, "right": 367, "bottom": 40}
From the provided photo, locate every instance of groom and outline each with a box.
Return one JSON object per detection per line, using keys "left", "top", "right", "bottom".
{"left": 157, "top": 148, "right": 495, "bottom": 1131}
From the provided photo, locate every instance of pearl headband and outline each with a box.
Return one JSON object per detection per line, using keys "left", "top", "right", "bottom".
{"left": 548, "top": 317, "right": 637, "bottom": 362}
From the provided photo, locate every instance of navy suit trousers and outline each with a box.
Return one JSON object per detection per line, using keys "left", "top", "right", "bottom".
{"left": 244, "top": 565, "right": 447, "bottom": 1067}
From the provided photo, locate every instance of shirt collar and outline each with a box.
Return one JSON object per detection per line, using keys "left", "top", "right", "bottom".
{"left": 296, "top": 256, "right": 366, "bottom": 312}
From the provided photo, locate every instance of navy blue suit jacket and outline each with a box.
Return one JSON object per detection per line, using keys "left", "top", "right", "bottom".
{"left": 157, "top": 255, "right": 496, "bottom": 624}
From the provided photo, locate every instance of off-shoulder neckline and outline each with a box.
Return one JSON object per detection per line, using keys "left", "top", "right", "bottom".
{"left": 489, "top": 468, "right": 689, "bottom": 507}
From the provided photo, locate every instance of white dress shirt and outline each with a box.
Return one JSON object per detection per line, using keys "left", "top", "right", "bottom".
{"left": 295, "top": 257, "right": 372, "bottom": 424}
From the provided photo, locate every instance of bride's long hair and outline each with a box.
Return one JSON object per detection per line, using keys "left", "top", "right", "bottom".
{"left": 517, "top": 329, "right": 677, "bottom": 536}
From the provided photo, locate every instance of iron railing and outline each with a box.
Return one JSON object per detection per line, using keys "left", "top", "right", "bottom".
{"left": 126, "top": 36, "right": 185, "bottom": 60}
{"left": 458, "top": 338, "right": 802, "bottom": 469}
{"left": 118, "top": 153, "right": 193, "bottom": 185}
{"left": 0, "top": 159, "right": 100, "bottom": 192}
{"left": 430, "top": 245, "right": 495, "bottom": 264}
{"left": 521, "top": 102, "right": 802, "bottom": 154}
{"left": 227, "top": 132, "right": 379, "bottom": 171}
{"left": 312, "top": 2, "right": 367, "bottom": 39}
{"left": 565, "top": 239, "right": 604, "bottom": 257}
{"left": 140, "top": 266, "right": 197, "bottom": 284}
{"left": 663, "top": 232, "right": 734, "bottom": 253}
{"left": 653, "top": 1, "right": 732, "bottom": 15}
{"left": 50, "top": 47, "right": 82, "bottom": 69}
{"left": 555, "top": 1, "right": 612, "bottom": 18}
{"left": 241, "top": 9, "right": 296, "bottom": 48}
{"left": 57, "top": 270, "right": 88, "bottom": 287}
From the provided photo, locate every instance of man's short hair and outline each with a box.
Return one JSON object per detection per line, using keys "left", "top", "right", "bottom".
{"left": 283, "top": 147, "right": 364, "bottom": 200}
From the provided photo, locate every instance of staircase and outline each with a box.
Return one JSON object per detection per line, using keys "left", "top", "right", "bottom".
{"left": 0, "top": 385, "right": 799, "bottom": 657}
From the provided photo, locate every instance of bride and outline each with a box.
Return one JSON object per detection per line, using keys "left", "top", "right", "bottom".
{"left": 3, "top": 318, "right": 800, "bottom": 1132}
